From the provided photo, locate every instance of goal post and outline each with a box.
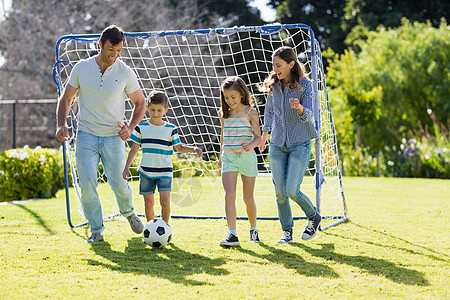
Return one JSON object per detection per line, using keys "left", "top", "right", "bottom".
{"left": 53, "top": 23, "right": 349, "bottom": 230}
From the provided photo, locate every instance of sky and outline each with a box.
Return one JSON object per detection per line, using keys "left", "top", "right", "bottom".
{"left": 250, "top": 0, "right": 277, "bottom": 22}
{"left": 0, "top": 0, "right": 10, "bottom": 22}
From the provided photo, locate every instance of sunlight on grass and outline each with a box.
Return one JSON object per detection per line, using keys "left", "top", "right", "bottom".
{"left": 1, "top": 177, "right": 449, "bottom": 299}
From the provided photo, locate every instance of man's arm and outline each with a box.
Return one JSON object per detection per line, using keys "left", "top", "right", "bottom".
{"left": 118, "top": 89, "right": 146, "bottom": 141}
{"left": 55, "top": 84, "right": 78, "bottom": 141}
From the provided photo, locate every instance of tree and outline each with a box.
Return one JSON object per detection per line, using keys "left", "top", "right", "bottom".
{"left": 327, "top": 19, "right": 450, "bottom": 156}
{"left": 268, "top": 0, "right": 449, "bottom": 55}
{"left": 268, "top": 0, "right": 349, "bottom": 54}
{"left": 0, "top": 0, "right": 263, "bottom": 100}
{"left": 342, "top": 0, "right": 450, "bottom": 49}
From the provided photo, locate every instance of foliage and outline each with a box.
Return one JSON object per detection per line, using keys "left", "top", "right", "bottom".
{"left": 340, "top": 120, "right": 450, "bottom": 178}
{"left": 341, "top": 146, "right": 378, "bottom": 177}
{"left": 327, "top": 19, "right": 450, "bottom": 159}
{"left": 384, "top": 121, "right": 450, "bottom": 179}
{"left": 269, "top": 0, "right": 448, "bottom": 55}
{"left": 342, "top": 0, "right": 449, "bottom": 50}
{"left": 270, "top": 0, "right": 349, "bottom": 54}
{"left": 0, "top": 146, "right": 64, "bottom": 201}
{"left": 0, "top": 177, "right": 449, "bottom": 298}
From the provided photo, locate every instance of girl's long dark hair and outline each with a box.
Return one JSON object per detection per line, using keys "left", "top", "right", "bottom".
{"left": 262, "top": 46, "right": 306, "bottom": 93}
{"left": 220, "top": 76, "right": 254, "bottom": 119}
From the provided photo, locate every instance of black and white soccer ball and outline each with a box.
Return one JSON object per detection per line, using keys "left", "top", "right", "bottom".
{"left": 143, "top": 219, "right": 172, "bottom": 248}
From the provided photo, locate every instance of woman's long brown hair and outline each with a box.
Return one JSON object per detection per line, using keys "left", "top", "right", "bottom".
{"left": 262, "top": 46, "right": 306, "bottom": 93}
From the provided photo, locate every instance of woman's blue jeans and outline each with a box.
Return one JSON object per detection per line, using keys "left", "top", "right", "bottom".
{"left": 269, "top": 141, "right": 316, "bottom": 230}
{"left": 75, "top": 131, "right": 134, "bottom": 234}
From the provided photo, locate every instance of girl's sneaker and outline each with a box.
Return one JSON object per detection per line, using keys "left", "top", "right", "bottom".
{"left": 249, "top": 229, "right": 260, "bottom": 242}
{"left": 220, "top": 233, "right": 240, "bottom": 247}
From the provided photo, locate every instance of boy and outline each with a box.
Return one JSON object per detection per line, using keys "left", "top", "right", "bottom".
{"left": 123, "top": 90, "right": 202, "bottom": 223}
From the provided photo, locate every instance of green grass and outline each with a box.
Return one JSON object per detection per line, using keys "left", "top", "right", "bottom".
{"left": 0, "top": 177, "right": 449, "bottom": 299}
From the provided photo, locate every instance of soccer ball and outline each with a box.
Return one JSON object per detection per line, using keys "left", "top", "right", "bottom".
{"left": 143, "top": 219, "right": 172, "bottom": 248}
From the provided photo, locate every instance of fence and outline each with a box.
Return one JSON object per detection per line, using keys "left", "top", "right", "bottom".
{"left": 0, "top": 99, "right": 60, "bottom": 151}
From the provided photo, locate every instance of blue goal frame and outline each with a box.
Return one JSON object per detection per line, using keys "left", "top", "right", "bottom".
{"left": 53, "top": 23, "right": 349, "bottom": 230}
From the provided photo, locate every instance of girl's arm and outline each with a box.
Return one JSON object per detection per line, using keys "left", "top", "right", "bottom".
{"left": 218, "top": 110, "right": 224, "bottom": 168}
{"left": 259, "top": 131, "right": 269, "bottom": 152}
{"left": 259, "top": 93, "right": 273, "bottom": 152}
{"left": 123, "top": 142, "right": 140, "bottom": 180}
{"left": 242, "top": 108, "right": 261, "bottom": 152}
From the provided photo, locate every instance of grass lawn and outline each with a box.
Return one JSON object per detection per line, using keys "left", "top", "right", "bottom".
{"left": 0, "top": 177, "right": 449, "bottom": 299}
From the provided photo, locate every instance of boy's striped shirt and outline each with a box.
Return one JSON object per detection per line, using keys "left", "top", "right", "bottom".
{"left": 130, "top": 121, "right": 180, "bottom": 178}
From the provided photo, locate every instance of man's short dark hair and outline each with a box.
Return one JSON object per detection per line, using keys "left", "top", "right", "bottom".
{"left": 100, "top": 25, "right": 125, "bottom": 46}
{"left": 148, "top": 90, "right": 169, "bottom": 108}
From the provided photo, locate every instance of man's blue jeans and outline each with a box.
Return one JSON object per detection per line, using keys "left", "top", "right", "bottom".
{"left": 75, "top": 131, "right": 134, "bottom": 234}
{"left": 269, "top": 141, "right": 316, "bottom": 230}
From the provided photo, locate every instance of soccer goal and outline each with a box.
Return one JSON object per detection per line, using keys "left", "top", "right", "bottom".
{"left": 53, "top": 23, "right": 348, "bottom": 230}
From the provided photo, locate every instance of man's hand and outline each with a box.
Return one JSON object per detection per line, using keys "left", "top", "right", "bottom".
{"left": 118, "top": 123, "right": 132, "bottom": 141}
{"left": 122, "top": 168, "right": 130, "bottom": 180}
{"left": 56, "top": 126, "right": 69, "bottom": 142}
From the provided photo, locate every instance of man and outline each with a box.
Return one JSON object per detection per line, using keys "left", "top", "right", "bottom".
{"left": 56, "top": 25, "right": 146, "bottom": 243}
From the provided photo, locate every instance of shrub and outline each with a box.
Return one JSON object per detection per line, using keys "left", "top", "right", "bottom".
{"left": 341, "top": 146, "right": 378, "bottom": 177}
{"left": 0, "top": 146, "right": 65, "bottom": 202}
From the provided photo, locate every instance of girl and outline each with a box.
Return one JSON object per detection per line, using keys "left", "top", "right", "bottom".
{"left": 259, "top": 46, "right": 321, "bottom": 244}
{"left": 218, "top": 76, "right": 261, "bottom": 247}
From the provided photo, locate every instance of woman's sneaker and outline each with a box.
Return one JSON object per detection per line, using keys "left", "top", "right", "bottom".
{"left": 249, "top": 229, "right": 260, "bottom": 242}
{"left": 220, "top": 233, "right": 240, "bottom": 247}
{"left": 276, "top": 229, "right": 293, "bottom": 244}
{"left": 301, "top": 212, "right": 321, "bottom": 240}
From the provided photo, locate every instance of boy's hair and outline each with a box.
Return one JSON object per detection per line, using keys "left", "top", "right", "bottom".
{"left": 220, "top": 76, "right": 254, "bottom": 119}
{"left": 100, "top": 25, "right": 125, "bottom": 46}
{"left": 262, "top": 46, "right": 306, "bottom": 93}
{"left": 148, "top": 90, "right": 169, "bottom": 107}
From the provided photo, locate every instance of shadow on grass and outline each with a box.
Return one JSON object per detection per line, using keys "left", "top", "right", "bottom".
{"left": 13, "top": 203, "right": 56, "bottom": 235}
{"left": 87, "top": 237, "right": 229, "bottom": 285}
{"left": 323, "top": 222, "right": 449, "bottom": 263}
{"left": 235, "top": 242, "right": 339, "bottom": 278}
{"left": 293, "top": 243, "right": 429, "bottom": 286}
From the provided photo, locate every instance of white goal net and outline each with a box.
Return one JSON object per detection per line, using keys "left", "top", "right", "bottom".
{"left": 53, "top": 23, "right": 348, "bottom": 230}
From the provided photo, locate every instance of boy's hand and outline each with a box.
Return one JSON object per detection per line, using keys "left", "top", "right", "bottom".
{"left": 194, "top": 147, "right": 203, "bottom": 158}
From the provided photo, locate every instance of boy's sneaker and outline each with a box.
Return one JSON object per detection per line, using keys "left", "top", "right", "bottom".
{"left": 85, "top": 233, "right": 103, "bottom": 244}
{"left": 276, "top": 229, "right": 293, "bottom": 244}
{"left": 220, "top": 233, "right": 240, "bottom": 247}
{"left": 127, "top": 213, "right": 143, "bottom": 234}
{"left": 301, "top": 212, "right": 322, "bottom": 240}
{"left": 249, "top": 229, "right": 260, "bottom": 242}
